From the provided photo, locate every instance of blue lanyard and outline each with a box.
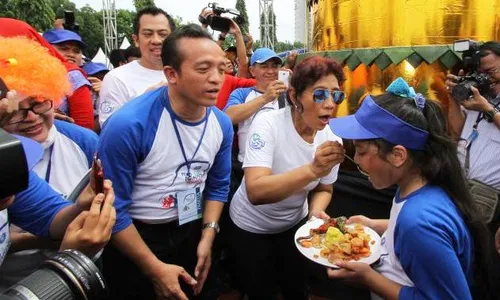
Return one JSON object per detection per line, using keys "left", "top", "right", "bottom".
{"left": 169, "top": 110, "right": 209, "bottom": 182}
{"left": 44, "top": 145, "right": 54, "bottom": 183}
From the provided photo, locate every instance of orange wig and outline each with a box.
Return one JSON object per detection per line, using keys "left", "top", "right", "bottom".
{"left": 0, "top": 36, "right": 71, "bottom": 106}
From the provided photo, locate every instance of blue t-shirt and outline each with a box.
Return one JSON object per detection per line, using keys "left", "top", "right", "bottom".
{"left": 377, "top": 185, "right": 474, "bottom": 299}
{"left": 98, "top": 86, "right": 233, "bottom": 233}
{"left": 8, "top": 171, "right": 72, "bottom": 237}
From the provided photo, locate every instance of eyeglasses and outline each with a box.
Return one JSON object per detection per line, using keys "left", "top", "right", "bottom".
{"left": 312, "top": 89, "right": 345, "bottom": 105}
{"left": 343, "top": 153, "right": 369, "bottom": 177}
{"left": 7, "top": 100, "right": 53, "bottom": 124}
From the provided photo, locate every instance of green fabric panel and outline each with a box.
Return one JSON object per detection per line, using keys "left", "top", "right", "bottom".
{"left": 324, "top": 49, "right": 353, "bottom": 63}
{"left": 407, "top": 53, "right": 423, "bottom": 68}
{"left": 383, "top": 47, "right": 415, "bottom": 65}
{"left": 346, "top": 54, "right": 362, "bottom": 70}
{"left": 439, "top": 50, "right": 461, "bottom": 69}
{"left": 354, "top": 48, "right": 383, "bottom": 65}
{"left": 296, "top": 52, "right": 317, "bottom": 64}
{"left": 412, "top": 45, "right": 449, "bottom": 64}
{"left": 374, "top": 52, "right": 392, "bottom": 70}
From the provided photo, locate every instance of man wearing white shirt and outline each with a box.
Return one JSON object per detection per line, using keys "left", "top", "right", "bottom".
{"left": 98, "top": 7, "right": 175, "bottom": 126}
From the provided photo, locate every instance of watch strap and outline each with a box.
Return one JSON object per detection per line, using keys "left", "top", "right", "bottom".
{"left": 485, "top": 107, "right": 499, "bottom": 122}
{"left": 202, "top": 222, "right": 220, "bottom": 233}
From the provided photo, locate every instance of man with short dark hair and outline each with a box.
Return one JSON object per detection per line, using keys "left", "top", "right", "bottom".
{"left": 99, "top": 7, "right": 175, "bottom": 126}
{"left": 99, "top": 24, "right": 232, "bottom": 299}
{"left": 124, "top": 45, "right": 141, "bottom": 62}
{"left": 446, "top": 41, "right": 500, "bottom": 224}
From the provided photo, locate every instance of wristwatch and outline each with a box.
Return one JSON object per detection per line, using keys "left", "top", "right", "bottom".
{"left": 202, "top": 222, "right": 220, "bottom": 234}
{"left": 484, "top": 107, "right": 500, "bottom": 122}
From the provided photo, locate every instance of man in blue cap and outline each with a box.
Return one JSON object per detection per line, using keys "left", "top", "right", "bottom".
{"left": 43, "top": 29, "right": 86, "bottom": 67}
{"left": 83, "top": 62, "right": 110, "bottom": 132}
{"left": 224, "top": 48, "right": 288, "bottom": 166}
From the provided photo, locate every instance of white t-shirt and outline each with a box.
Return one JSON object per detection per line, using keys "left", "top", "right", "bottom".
{"left": 229, "top": 107, "right": 341, "bottom": 234}
{"left": 98, "top": 60, "right": 165, "bottom": 126}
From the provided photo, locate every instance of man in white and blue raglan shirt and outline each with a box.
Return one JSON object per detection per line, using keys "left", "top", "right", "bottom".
{"left": 98, "top": 24, "right": 233, "bottom": 300}
{"left": 224, "top": 48, "right": 287, "bottom": 179}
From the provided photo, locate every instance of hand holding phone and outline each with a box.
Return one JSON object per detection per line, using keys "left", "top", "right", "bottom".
{"left": 278, "top": 70, "right": 290, "bottom": 89}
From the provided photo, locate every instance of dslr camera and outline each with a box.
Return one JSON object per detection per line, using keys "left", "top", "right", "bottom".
{"left": 63, "top": 11, "right": 80, "bottom": 33}
{"left": 199, "top": 2, "right": 242, "bottom": 32}
{"left": 451, "top": 39, "right": 492, "bottom": 102}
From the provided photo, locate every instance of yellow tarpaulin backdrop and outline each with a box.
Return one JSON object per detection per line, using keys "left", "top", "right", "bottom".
{"left": 307, "top": 0, "right": 500, "bottom": 116}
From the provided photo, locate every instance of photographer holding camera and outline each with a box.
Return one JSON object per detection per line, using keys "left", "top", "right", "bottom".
{"left": 445, "top": 41, "right": 500, "bottom": 226}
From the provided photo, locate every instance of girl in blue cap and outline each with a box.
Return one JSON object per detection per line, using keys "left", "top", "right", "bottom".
{"left": 327, "top": 78, "right": 495, "bottom": 299}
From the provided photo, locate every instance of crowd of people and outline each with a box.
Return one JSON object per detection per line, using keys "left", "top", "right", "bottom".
{"left": 0, "top": 4, "right": 500, "bottom": 300}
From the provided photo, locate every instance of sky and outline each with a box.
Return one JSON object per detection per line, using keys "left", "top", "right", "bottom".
{"left": 71, "top": 0, "right": 296, "bottom": 42}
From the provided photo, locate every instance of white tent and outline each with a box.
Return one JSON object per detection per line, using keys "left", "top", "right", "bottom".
{"left": 120, "top": 37, "right": 131, "bottom": 49}
{"left": 92, "top": 48, "right": 113, "bottom": 69}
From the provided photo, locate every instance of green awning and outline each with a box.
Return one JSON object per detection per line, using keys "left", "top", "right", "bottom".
{"left": 296, "top": 45, "right": 464, "bottom": 71}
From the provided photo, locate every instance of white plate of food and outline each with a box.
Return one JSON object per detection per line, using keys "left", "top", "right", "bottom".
{"left": 295, "top": 217, "right": 381, "bottom": 268}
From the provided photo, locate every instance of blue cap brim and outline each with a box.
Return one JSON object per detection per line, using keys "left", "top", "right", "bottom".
{"left": 12, "top": 135, "right": 43, "bottom": 170}
{"left": 53, "top": 39, "right": 87, "bottom": 49}
{"left": 329, "top": 115, "right": 379, "bottom": 140}
{"left": 254, "top": 56, "right": 283, "bottom": 65}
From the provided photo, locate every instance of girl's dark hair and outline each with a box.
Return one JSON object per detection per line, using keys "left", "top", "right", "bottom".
{"left": 371, "top": 93, "right": 496, "bottom": 299}
{"left": 288, "top": 56, "right": 345, "bottom": 111}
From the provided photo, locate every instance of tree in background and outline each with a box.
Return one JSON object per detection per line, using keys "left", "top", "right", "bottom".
{"left": 1, "top": 0, "right": 55, "bottom": 32}
{"left": 117, "top": 9, "right": 135, "bottom": 45}
{"left": 234, "top": 0, "right": 249, "bottom": 34}
{"left": 133, "top": 0, "right": 156, "bottom": 12}
{"left": 50, "top": 0, "right": 77, "bottom": 18}
{"left": 76, "top": 5, "right": 104, "bottom": 58}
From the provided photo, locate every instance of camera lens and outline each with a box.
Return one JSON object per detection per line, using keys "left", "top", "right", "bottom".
{"left": 1, "top": 249, "right": 107, "bottom": 300}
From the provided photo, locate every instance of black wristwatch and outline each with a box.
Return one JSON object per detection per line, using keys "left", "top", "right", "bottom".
{"left": 484, "top": 107, "right": 499, "bottom": 122}
{"left": 202, "top": 222, "right": 220, "bottom": 234}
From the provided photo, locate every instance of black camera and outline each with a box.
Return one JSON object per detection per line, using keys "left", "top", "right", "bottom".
{"left": 0, "top": 249, "right": 107, "bottom": 300}
{"left": 451, "top": 39, "right": 493, "bottom": 102}
{"left": 200, "top": 2, "right": 242, "bottom": 32}
{"left": 63, "top": 11, "right": 80, "bottom": 33}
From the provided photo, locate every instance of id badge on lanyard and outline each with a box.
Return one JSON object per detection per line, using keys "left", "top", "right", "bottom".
{"left": 465, "top": 127, "right": 479, "bottom": 149}
{"left": 176, "top": 187, "right": 203, "bottom": 226}
{"left": 0, "top": 210, "right": 11, "bottom": 265}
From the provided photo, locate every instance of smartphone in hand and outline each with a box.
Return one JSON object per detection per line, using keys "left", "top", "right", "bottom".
{"left": 92, "top": 153, "right": 104, "bottom": 195}
{"left": 278, "top": 70, "right": 290, "bottom": 89}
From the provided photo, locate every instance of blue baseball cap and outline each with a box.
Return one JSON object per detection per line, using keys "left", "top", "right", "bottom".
{"left": 83, "top": 62, "right": 109, "bottom": 76}
{"left": 250, "top": 48, "right": 283, "bottom": 66}
{"left": 14, "top": 135, "right": 43, "bottom": 170}
{"left": 43, "top": 29, "right": 87, "bottom": 49}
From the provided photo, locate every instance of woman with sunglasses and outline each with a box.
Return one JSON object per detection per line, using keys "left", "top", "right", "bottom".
{"left": 0, "top": 36, "right": 100, "bottom": 288}
{"left": 227, "top": 56, "right": 346, "bottom": 299}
